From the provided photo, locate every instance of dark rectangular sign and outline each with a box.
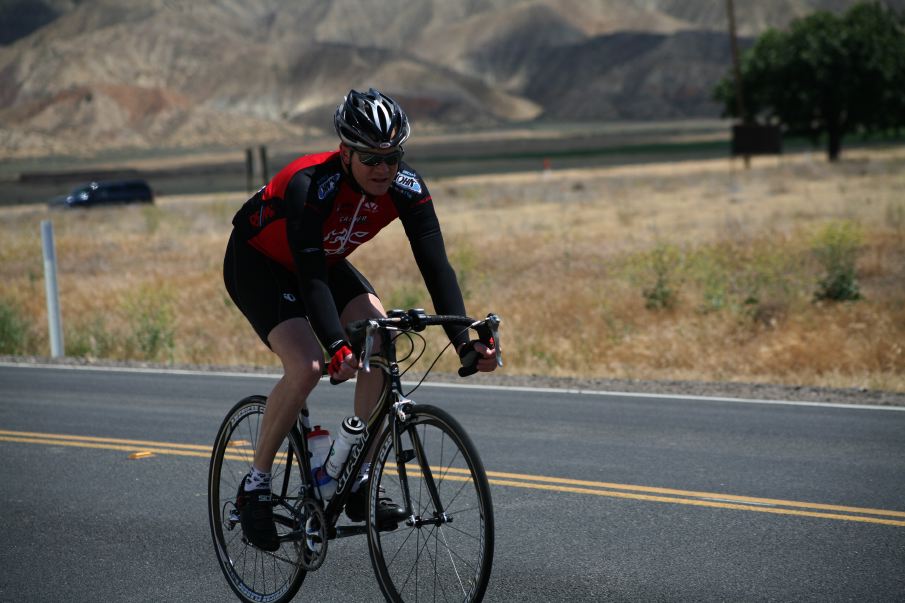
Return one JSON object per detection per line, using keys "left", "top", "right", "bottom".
{"left": 732, "top": 124, "right": 782, "bottom": 156}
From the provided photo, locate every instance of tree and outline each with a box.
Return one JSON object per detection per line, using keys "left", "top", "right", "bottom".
{"left": 715, "top": 2, "right": 905, "bottom": 161}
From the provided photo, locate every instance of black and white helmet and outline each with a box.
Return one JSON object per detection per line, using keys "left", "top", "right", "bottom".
{"left": 334, "top": 88, "right": 411, "bottom": 150}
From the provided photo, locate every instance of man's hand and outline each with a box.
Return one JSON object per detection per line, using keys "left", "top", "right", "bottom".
{"left": 457, "top": 340, "right": 498, "bottom": 377}
{"left": 328, "top": 344, "right": 359, "bottom": 383}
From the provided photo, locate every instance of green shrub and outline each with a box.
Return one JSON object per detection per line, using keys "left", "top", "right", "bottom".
{"left": 812, "top": 221, "right": 862, "bottom": 301}
{"left": 0, "top": 298, "right": 30, "bottom": 354}
{"left": 642, "top": 243, "right": 681, "bottom": 310}
{"left": 124, "top": 286, "right": 176, "bottom": 361}
{"left": 66, "top": 315, "right": 117, "bottom": 359}
{"left": 681, "top": 236, "right": 807, "bottom": 324}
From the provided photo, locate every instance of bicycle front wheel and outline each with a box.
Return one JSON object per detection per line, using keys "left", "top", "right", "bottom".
{"left": 208, "top": 395, "right": 308, "bottom": 603}
{"left": 368, "top": 404, "right": 495, "bottom": 602}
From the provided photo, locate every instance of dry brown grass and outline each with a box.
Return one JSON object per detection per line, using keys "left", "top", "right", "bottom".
{"left": 2, "top": 147, "right": 903, "bottom": 391}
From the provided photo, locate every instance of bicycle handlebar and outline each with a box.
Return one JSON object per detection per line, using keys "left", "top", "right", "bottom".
{"left": 344, "top": 308, "right": 503, "bottom": 377}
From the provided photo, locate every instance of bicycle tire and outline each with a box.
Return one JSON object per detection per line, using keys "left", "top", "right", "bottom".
{"left": 208, "top": 395, "right": 308, "bottom": 603}
{"left": 367, "top": 404, "right": 495, "bottom": 602}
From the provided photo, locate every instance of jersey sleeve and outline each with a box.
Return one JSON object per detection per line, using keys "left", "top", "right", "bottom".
{"left": 284, "top": 172, "right": 349, "bottom": 353}
{"left": 393, "top": 167, "right": 470, "bottom": 349}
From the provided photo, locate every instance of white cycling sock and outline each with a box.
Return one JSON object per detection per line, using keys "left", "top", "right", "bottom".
{"left": 244, "top": 466, "right": 272, "bottom": 492}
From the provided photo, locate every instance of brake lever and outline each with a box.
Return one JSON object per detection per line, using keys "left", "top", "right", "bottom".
{"left": 359, "top": 320, "right": 379, "bottom": 373}
{"left": 486, "top": 313, "right": 503, "bottom": 368}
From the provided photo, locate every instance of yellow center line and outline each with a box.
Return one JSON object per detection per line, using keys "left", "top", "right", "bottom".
{"left": 470, "top": 468, "right": 905, "bottom": 519}
{"left": 485, "top": 479, "right": 905, "bottom": 527}
{"left": 0, "top": 435, "right": 213, "bottom": 458}
{"left": 0, "top": 429, "right": 214, "bottom": 451}
{"left": 2, "top": 429, "right": 903, "bottom": 527}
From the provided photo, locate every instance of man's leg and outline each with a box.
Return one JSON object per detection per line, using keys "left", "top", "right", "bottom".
{"left": 339, "top": 293, "right": 387, "bottom": 421}
{"left": 239, "top": 317, "right": 323, "bottom": 551}
{"left": 253, "top": 317, "right": 325, "bottom": 472}
{"left": 339, "top": 294, "right": 407, "bottom": 527}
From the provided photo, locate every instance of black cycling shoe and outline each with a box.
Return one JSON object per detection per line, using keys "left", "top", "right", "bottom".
{"left": 345, "top": 485, "right": 408, "bottom": 529}
{"left": 237, "top": 480, "right": 279, "bottom": 552}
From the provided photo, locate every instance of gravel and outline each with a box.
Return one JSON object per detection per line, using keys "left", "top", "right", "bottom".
{"left": 4, "top": 355, "right": 903, "bottom": 407}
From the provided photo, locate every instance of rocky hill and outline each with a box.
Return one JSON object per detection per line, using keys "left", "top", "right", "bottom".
{"left": 1, "top": 0, "right": 899, "bottom": 157}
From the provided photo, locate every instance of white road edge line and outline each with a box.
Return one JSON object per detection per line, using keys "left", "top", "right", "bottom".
{"left": 3, "top": 361, "right": 902, "bottom": 411}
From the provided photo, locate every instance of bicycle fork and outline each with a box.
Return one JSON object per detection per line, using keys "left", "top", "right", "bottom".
{"left": 391, "top": 398, "right": 453, "bottom": 528}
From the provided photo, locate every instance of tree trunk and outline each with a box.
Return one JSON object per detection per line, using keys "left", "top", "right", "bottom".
{"left": 827, "top": 127, "right": 842, "bottom": 161}
{"left": 826, "top": 115, "right": 843, "bottom": 161}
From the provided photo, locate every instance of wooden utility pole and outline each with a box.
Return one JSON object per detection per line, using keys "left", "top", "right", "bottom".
{"left": 727, "top": 0, "right": 747, "bottom": 123}
{"left": 726, "top": 0, "right": 750, "bottom": 168}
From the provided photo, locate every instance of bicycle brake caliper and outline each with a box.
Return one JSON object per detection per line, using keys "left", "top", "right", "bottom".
{"left": 393, "top": 398, "right": 414, "bottom": 422}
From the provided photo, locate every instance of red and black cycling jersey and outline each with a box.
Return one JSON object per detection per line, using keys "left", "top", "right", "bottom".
{"left": 231, "top": 150, "right": 468, "bottom": 352}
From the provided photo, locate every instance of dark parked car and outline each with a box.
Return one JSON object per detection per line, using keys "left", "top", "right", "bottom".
{"left": 50, "top": 179, "right": 153, "bottom": 208}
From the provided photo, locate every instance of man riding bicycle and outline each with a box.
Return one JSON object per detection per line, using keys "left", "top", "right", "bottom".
{"left": 223, "top": 88, "right": 500, "bottom": 551}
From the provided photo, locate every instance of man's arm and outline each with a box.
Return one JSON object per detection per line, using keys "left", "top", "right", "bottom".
{"left": 284, "top": 172, "right": 349, "bottom": 354}
{"left": 397, "top": 195, "right": 469, "bottom": 350}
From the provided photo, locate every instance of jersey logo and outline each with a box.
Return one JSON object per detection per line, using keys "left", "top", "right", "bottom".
{"left": 317, "top": 173, "right": 342, "bottom": 200}
{"left": 394, "top": 170, "right": 422, "bottom": 194}
{"left": 324, "top": 227, "right": 370, "bottom": 255}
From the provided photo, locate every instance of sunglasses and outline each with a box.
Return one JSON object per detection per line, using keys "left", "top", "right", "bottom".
{"left": 356, "top": 148, "right": 404, "bottom": 166}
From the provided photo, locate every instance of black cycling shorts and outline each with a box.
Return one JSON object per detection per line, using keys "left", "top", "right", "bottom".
{"left": 223, "top": 230, "right": 377, "bottom": 347}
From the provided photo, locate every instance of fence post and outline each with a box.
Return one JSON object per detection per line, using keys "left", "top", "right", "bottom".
{"left": 245, "top": 148, "right": 254, "bottom": 194}
{"left": 259, "top": 145, "right": 269, "bottom": 185}
{"left": 41, "top": 220, "right": 64, "bottom": 357}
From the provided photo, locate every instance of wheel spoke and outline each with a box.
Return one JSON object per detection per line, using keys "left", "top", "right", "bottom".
{"left": 438, "top": 526, "right": 469, "bottom": 596}
{"left": 209, "top": 398, "right": 308, "bottom": 602}
{"left": 397, "top": 523, "right": 439, "bottom": 595}
{"left": 371, "top": 409, "right": 492, "bottom": 603}
{"left": 420, "top": 526, "right": 453, "bottom": 602}
{"left": 441, "top": 520, "right": 483, "bottom": 543}
{"left": 384, "top": 520, "right": 420, "bottom": 569}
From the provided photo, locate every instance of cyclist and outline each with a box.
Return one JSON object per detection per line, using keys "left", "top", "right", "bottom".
{"left": 223, "top": 88, "right": 500, "bottom": 551}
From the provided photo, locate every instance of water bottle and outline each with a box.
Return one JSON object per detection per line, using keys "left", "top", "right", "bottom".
{"left": 325, "top": 416, "right": 366, "bottom": 479}
{"left": 307, "top": 426, "right": 331, "bottom": 470}
{"left": 312, "top": 417, "right": 365, "bottom": 501}
{"left": 313, "top": 466, "right": 336, "bottom": 501}
{"left": 306, "top": 427, "right": 332, "bottom": 499}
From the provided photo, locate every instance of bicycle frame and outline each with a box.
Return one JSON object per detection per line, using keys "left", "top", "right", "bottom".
{"left": 273, "top": 309, "right": 500, "bottom": 546}
{"left": 276, "top": 320, "right": 425, "bottom": 542}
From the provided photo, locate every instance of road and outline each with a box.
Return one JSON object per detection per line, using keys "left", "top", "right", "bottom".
{"left": 1, "top": 364, "right": 904, "bottom": 602}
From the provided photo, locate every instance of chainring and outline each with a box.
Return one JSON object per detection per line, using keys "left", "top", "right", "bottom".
{"left": 297, "top": 497, "right": 328, "bottom": 571}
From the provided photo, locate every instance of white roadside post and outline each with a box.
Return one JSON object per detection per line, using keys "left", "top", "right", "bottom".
{"left": 41, "top": 220, "right": 64, "bottom": 357}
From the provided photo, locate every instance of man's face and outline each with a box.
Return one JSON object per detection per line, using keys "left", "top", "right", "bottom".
{"left": 341, "top": 144, "right": 403, "bottom": 196}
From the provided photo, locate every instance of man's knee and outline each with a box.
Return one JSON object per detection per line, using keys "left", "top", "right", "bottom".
{"left": 283, "top": 361, "right": 324, "bottom": 397}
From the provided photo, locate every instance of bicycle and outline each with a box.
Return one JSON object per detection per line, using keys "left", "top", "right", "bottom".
{"left": 208, "top": 309, "right": 502, "bottom": 602}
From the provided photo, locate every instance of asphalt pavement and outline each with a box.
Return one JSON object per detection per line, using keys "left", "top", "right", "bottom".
{"left": 1, "top": 364, "right": 903, "bottom": 602}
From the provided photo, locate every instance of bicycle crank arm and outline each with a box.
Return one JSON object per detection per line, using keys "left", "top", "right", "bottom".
{"left": 278, "top": 529, "right": 308, "bottom": 543}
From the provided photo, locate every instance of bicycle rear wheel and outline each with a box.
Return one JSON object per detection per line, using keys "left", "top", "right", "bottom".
{"left": 368, "top": 404, "right": 495, "bottom": 602}
{"left": 208, "top": 395, "right": 308, "bottom": 603}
